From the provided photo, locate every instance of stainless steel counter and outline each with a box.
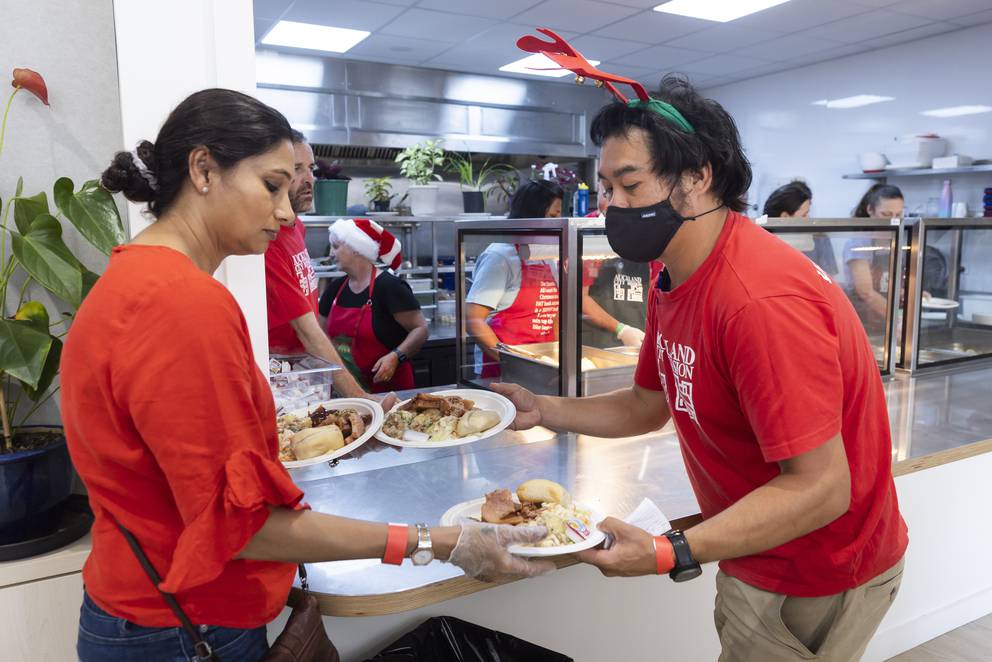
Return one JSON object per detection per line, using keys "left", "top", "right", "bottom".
{"left": 292, "top": 365, "right": 992, "bottom": 607}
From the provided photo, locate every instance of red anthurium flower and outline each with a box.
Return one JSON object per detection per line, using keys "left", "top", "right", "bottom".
{"left": 11, "top": 68, "right": 49, "bottom": 106}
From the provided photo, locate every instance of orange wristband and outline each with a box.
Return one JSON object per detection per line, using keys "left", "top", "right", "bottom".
{"left": 383, "top": 523, "right": 408, "bottom": 565}
{"left": 653, "top": 535, "right": 675, "bottom": 575}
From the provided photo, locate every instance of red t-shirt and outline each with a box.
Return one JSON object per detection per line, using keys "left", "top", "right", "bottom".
{"left": 635, "top": 211, "right": 907, "bottom": 597}
{"left": 265, "top": 220, "right": 318, "bottom": 353}
{"left": 62, "top": 245, "right": 305, "bottom": 627}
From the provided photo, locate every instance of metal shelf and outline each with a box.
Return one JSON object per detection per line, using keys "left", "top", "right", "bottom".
{"left": 843, "top": 164, "right": 992, "bottom": 180}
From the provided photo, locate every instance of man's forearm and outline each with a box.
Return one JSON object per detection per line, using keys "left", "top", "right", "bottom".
{"left": 396, "top": 325, "right": 428, "bottom": 358}
{"left": 582, "top": 290, "right": 620, "bottom": 333}
{"left": 291, "top": 314, "right": 366, "bottom": 397}
{"left": 538, "top": 386, "right": 669, "bottom": 438}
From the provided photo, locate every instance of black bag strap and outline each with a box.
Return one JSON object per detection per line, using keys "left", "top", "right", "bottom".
{"left": 116, "top": 522, "right": 219, "bottom": 661}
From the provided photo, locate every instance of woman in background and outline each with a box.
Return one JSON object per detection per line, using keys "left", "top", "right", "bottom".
{"left": 845, "top": 184, "right": 904, "bottom": 333}
{"left": 763, "top": 180, "right": 837, "bottom": 275}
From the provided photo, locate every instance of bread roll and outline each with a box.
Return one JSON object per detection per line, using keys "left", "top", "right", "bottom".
{"left": 290, "top": 425, "right": 345, "bottom": 460}
{"left": 456, "top": 409, "right": 501, "bottom": 436}
{"left": 516, "top": 479, "right": 572, "bottom": 506}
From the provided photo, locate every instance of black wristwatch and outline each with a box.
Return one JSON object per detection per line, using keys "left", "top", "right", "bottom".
{"left": 392, "top": 349, "right": 408, "bottom": 363}
{"left": 665, "top": 529, "right": 702, "bottom": 582}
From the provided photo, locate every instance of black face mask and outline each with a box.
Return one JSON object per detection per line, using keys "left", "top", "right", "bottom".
{"left": 605, "top": 196, "right": 723, "bottom": 263}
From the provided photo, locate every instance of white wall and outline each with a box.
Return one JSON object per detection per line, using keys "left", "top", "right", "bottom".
{"left": 113, "top": 0, "right": 269, "bottom": 371}
{"left": 706, "top": 22, "right": 992, "bottom": 218}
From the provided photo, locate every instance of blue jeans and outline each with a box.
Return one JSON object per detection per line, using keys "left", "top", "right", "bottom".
{"left": 77, "top": 591, "right": 269, "bottom": 661}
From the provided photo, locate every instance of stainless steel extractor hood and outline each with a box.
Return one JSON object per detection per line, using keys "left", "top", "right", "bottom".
{"left": 255, "top": 50, "right": 609, "bottom": 158}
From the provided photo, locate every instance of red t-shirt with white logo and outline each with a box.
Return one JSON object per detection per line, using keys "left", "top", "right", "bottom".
{"left": 634, "top": 211, "right": 907, "bottom": 597}
{"left": 265, "top": 220, "right": 318, "bottom": 353}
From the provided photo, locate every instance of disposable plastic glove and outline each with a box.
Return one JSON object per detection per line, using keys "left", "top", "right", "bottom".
{"left": 618, "top": 325, "right": 645, "bottom": 347}
{"left": 448, "top": 519, "right": 557, "bottom": 581}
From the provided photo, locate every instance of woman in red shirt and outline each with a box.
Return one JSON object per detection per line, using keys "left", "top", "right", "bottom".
{"left": 63, "top": 89, "right": 551, "bottom": 662}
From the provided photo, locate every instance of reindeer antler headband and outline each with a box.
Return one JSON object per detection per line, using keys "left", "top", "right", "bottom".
{"left": 516, "top": 27, "right": 695, "bottom": 134}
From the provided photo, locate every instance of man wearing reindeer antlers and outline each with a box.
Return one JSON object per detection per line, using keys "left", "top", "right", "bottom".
{"left": 496, "top": 28, "right": 907, "bottom": 662}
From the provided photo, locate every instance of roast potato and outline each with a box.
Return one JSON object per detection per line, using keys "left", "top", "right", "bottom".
{"left": 456, "top": 409, "right": 501, "bottom": 437}
{"left": 290, "top": 425, "right": 345, "bottom": 460}
{"left": 516, "top": 478, "right": 572, "bottom": 507}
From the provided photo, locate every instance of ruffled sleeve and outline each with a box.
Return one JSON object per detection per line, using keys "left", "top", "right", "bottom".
{"left": 158, "top": 450, "right": 304, "bottom": 593}
{"left": 111, "top": 275, "right": 307, "bottom": 594}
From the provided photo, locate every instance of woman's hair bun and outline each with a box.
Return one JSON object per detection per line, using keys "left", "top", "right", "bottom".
{"left": 101, "top": 140, "right": 158, "bottom": 203}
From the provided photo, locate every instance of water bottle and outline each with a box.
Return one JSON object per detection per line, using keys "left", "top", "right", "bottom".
{"left": 576, "top": 182, "right": 589, "bottom": 216}
{"left": 939, "top": 179, "right": 953, "bottom": 218}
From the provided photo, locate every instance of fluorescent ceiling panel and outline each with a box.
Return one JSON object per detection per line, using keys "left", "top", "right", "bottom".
{"left": 920, "top": 105, "right": 992, "bottom": 118}
{"left": 811, "top": 95, "right": 895, "bottom": 109}
{"left": 653, "top": 0, "right": 792, "bottom": 23}
{"left": 499, "top": 53, "right": 600, "bottom": 78}
{"left": 261, "top": 21, "right": 370, "bottom": 53}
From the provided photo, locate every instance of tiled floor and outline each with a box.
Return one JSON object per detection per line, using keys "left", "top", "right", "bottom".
{"left": 888, "top": 612, "right": 992, "bottom": 661}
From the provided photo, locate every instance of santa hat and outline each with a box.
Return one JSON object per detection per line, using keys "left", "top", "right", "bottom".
{"left": 329, "top": 218, "right": 402, "bottom": 271}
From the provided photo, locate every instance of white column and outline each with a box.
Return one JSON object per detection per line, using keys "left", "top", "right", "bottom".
{"left": 113, "top": 0, "right": 269, "bottom": 371}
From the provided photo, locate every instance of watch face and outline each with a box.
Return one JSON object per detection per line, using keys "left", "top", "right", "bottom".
{"left": 672, "top": 565, "right": 703, "bottom": 583}
{"left": 411, "top": 549, "right": 434, "bottom": 566}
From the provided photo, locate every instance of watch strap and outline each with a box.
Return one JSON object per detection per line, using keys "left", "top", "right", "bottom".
{"left": 415, "top": 522, "right": 431, "bottom": 550}
{"left": 382, "top": 523, "right": 408, "bottom": 565}
{"left": 664, "top": 529, "right": 700, "bottom": 579}
{"left": 392, "top": 349, "right": 407, "bottom": 363}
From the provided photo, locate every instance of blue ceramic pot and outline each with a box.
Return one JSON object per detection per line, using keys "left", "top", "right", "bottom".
{"left": 0, "top": 427, "right": 73, "bottom": 543}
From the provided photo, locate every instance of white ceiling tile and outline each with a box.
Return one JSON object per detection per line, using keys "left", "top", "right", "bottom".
{"left": 731, "top": 0, "right": 873, "bottom": 33}
{"left": 601, "top": 0, "right": 669, "bottom": 7}
{"left": 509, "top": 0, "right": 641, "bottom": 34}
{"left": 665, "top": 24, "right": 786, "bottom": 53}
{"left": 612, "top": 44, "right": 712, "bottom": 69}
{"left": 370, "top": 0, "right": 420, "bottom": 5}
{"left": 426, "top": 23, "right": 578, "bottom": 68}
{"left": 732, "top": 62, "right": 798, "bottom": 79}
{"left": 798, "top": 8, "right": 931, "bottom": 43}
{"left": 846, "top": 0, "right": 903, "bottom": 7}
{"left": 379, "top": 9, "right": 499, "bottom": 42}
{"left": 948, "top": 8, "right": 992, "bottom": 26}
{"left": 679, "top": 53, "right": 774, "bottom": 75}
{"left": 569, "top": 34, "right": 654, "bottom": 61}
{"left": 283, "top": 0, "right": 406, "bottom": 31}
{"left": 344, "top": 34, "right": 452, "bottom": 63}
{"left": 696, "top": 75, "right": 741, "bottom": 89}
{"left": 597, "top": 61, "right": 662, "bottom": 81}
{"left": 864, "top": 21, "right": 962, "bottom": 48}
{"left": 253, "top": 0, "right": 294, "bottom": 21}
{"left": 414, "top": 0, "right": 541, "bottom": 19}
{"left": 888, "top": 0, "right": 992, "bottom": 20}
{"left": 592, "top": 11, "right": 712, "bottom": 43}
{"left": 743, "top": 34, "right": 847, "bottom": 61}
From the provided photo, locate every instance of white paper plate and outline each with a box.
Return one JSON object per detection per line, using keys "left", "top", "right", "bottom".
{"left": 922, "top": 297, "right": 960, "bottom": 310}
{"left": 279, "top": 398, "right": 384, "bottom": 468}
{"left": 440, "top": 497, "right": 607, "bottom": 556}
{"left": 374, "top": 389, "right": 515, "bottom": 448}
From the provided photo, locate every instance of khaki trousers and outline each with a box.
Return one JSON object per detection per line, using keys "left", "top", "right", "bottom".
{"left": 714, "top": 558, "right": 904, "bottom": 661}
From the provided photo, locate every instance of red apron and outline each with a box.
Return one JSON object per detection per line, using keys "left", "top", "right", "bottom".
{"left": 325, "top": 267, "right": 415, "bottom": 393}
{"left": 481, "top": 256, "right": 559, "bottom": 377}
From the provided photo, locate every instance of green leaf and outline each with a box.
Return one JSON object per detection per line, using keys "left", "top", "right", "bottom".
{"left": 22, "top": 335, "right": 61, "bottom": 400}
{"left": 53, "top": 177, "right": 126, "bottom": 256}
{"left": 0, "top": 319, "right": 53, "bottom": 390}
{"left": 9, "top": 214, "right": 87, "bottom": 308}
{"left": 14, "top": 177, "right": 23, "bottom": 198}
{"left": 13, "top": 191, "right": 49, "bottom": 235}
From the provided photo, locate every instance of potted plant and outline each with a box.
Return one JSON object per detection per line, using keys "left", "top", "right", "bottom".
{"left": 0, "top": 69, "right": 125, "bottom": 550}
{"left": 395, "top": 139, "right": 444, "bottom": 216}
{"left": 364, "top": 176, "right": 396, "bottom": 212}
{"left": 446, "top": 152, "right": 516, "bottom": 214}
{"left": 313, "top": 160, "right": 350, "bottom": 216}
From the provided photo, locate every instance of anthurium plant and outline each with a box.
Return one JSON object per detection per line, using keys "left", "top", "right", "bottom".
{"left": 0, "top": 68, "right": 125, "bottom": 453}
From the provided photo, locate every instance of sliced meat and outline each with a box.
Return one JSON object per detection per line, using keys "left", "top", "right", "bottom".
{"left": 481, "top": 489, "right": 526, "bottom": 525}
{"left": 343, "top": 409, "right": 365, "bottom": 443}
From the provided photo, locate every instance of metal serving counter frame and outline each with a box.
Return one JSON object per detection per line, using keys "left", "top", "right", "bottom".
{"left": 901, "top": 217, "right": 992, "bottom": 374}
{"left": 760, "top": 217, "right": 907, "bottom": 376}
{"left": 455, "top": 216, "right": 609, "bottom": 397}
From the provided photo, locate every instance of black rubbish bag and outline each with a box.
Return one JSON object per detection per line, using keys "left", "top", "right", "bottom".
{"left": 365, "top": 616, "right": 574, "bottom": 662}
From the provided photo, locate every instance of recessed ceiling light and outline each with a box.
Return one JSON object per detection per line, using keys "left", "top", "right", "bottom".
{"left": 261, "top": 21, "right": 370, "bottom": 53}
{"left": 499, "top": 53, "right": 600, "bottom": 78}
{"left": 921, "top": 105, "right": 992, "bottom": 118}
{"left": 653, "top": 0, "right": 792, "bottom": 23}
{"left": 811, "top": 95, "right": 895, "bottom": 109}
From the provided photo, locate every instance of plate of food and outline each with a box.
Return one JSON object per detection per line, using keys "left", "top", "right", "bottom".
{"left": 375, "top": 389, "right": 514, "bottom": 448}
{"left": 922, "top": 297, "right": 960, "bottom": 310}
{"left": 277, "top": 398, "right": 384, "bottom": 468}
{"left": 441, "top": 479, "right": 606, "bottom": 556}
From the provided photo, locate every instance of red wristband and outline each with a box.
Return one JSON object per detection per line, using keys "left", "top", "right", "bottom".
{"left": 382, "top": 523, "right": 409, "bottom": 565}
{"left": 653, "top": 535, "right": 675, "bottom": 575}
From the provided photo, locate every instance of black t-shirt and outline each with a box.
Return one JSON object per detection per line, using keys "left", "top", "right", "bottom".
{"left": 318, "top": 272, "right": 421, "bottom": 350}
{"left": 582, "top": 258, "right": 650, "bottom": 348}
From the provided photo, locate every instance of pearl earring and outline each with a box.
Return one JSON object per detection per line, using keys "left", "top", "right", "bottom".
{"left": 201, "top": 186, "right": 209, "bottom": 194}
